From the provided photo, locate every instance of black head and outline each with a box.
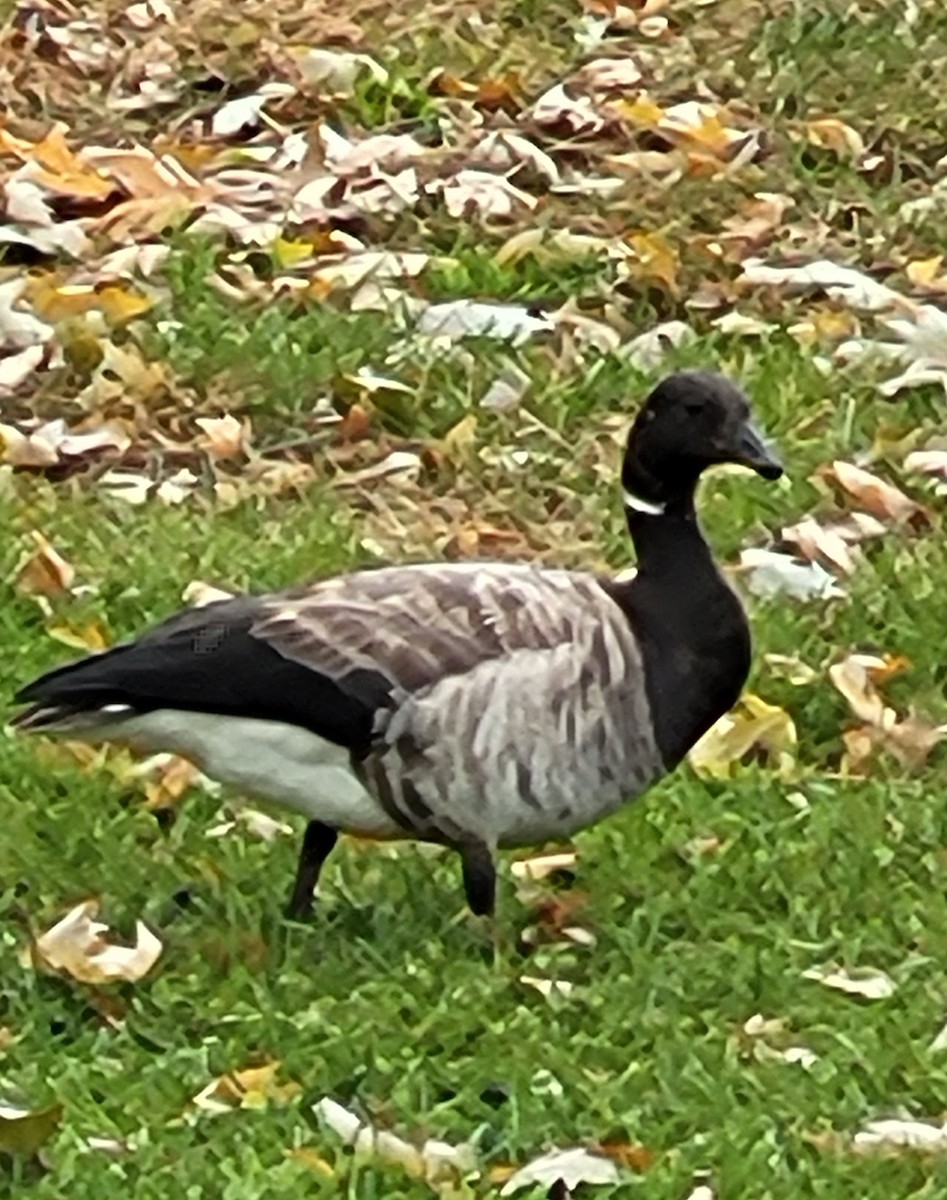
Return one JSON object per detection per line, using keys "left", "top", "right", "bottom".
{"left": 622, "top": 370, "right": 782, "bottom": 508}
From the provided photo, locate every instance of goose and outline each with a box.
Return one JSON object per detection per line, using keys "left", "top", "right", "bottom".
{"left": 11, "top": 370, "right": 782, "bottom": 921}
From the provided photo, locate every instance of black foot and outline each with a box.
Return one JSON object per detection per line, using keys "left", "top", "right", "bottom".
{"left": 459, "top": 840, "right": 497, "bottom": 917}
{"left": 284, "top": 821, "right": 338, "bottom": 920}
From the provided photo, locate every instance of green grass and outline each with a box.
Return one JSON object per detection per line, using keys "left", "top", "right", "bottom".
{"left": 4, "top": 0, "right": 947, "bottom": 1194}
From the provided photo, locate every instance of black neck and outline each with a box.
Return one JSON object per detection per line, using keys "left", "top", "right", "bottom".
{"left": 606, "top": 488, "right": 751, "bottom": 769}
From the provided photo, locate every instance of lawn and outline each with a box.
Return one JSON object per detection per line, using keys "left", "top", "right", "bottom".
{"left": 3, "top": 0, "right": 947, "bottom": 1195}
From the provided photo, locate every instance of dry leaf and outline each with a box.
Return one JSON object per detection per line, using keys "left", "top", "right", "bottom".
{"left": 802, "top": 964, "right": 897, "bottom": 1000}
{"left": 14, "top": 532, "right": 76, "bottom": 598}
{"left": 195, "top": 414, "right": 250, "bottom": 460}
{"left": 193, "top": 1062, "right": 301, "bottom": 1114}
{"left": 826, "top": 461, "right": 929, "bottom": 528}
{"left": 829, "top": 653, "right": 947, "bottom": 771}
{"left": 688, "top": 694, "right": 796, "bottom": 778}
{"left": 806, "top": 118, "right": 865, "bottom": 159}
{"left": 738, "top": 548, "right": 844, "bottom": 601}
{"left": 314, "top": 1097, "right": 476, "bottom": 1183}
{"left": 520, "top": 975, "right": 576, "bottom": 999}
{"left": 500, "top": 1147, "right": 619, "bottom": 1195}
{"left": 853, "top": 1119, "right": 947, "bottom": 1153}
{"left": 33, "top": 900, "right": 162, "bottom": 984}
{"left": 511, "top": 852, "right": 577, "bottom": 882}
{"left": 622, "top": 232, "right": 680, "bottom": 294}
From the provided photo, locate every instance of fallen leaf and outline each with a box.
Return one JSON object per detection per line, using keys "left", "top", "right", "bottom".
{"left": 806, "top": 117, "right": 865, "bottom": 159}
{"left": 193, "top": 1062, "right": 301, "bottom": 1114}
{"left": 620, "top": 319, "right": 696, "bottom": 369}
{"left": 182, "top": 580, "right": 236, "bottom": 607}
{"left": 511, "top": 852, "right": 578, "bottom": 882}
{"left": 829, "top": 653, "right": 947, "bottom": 771}
{"left": 314, "top": 1097, "right": 476, "bottom": 1183}
{"left": 802, "top": 964, "right": 897, "bottom": 1000}
{"left": 622, "top": 232, "right": 680, "bottom": 294}
{"left": 738, "top": 548, "right": 844, "bottom": 601}
{"left": 33, "top": 900, "right": 162, "bottom": 984}
{"left": 206, "top": 809, "right": 293, "bottom": 841}
{"left": 0, "top": 1102, "right": 63, "bottom": 1156}
{"left": 853, "top": 1118, "right": 947, "bottom": 1153}
{"left": 520, "top": 975, "right": 576, "bottom": 999}
{"left": 688, "top": 694, "right": 796, "bottom": 778}
{"left": 195, "top": 414, "right": 250, "bottom": 460}
{"left": 0, "top": 345, "right": 45, "bottom": 392}
{"left": 500, "top": 1147, "right": 619, "bottom": 1195}
{"left": 429, "top": 170, "right": 537, "bottom": 219}
{"left": 14, "top": 532, "right": 76, "bottom": 598}
{"left": 417, "top": 300, "right": 552, "bottom": 343}
{"left": 825, "top": 461, "right": 929, "bottom": 528}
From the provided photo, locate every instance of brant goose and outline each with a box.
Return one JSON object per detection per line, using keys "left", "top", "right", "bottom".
{"left": 12, "top": 371, "right": 782, "bottom": 920}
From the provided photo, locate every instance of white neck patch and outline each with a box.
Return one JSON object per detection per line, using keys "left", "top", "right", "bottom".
{"left": 623, "top": 490, "right": 666, "bottom": 516}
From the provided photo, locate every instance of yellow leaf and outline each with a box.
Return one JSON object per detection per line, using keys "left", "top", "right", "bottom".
{"left": 906, "top": 256, "right": 947, "bottom": 293}
{"left": 288, "top": 1147, "right": 336, "bottom": 1176}
{"left": 0, "top": 1102, "right": 63, "bottom": 1156}
{"left": 47, "top": 621, "right": 110, "bottom": 651}
{"left": 0, "top": 126, "right": 114, "bottom": 199}
{"left": 441, "top": 414, "right": 478, "bottom": 460}
{"left": 192, "top": 1062, "right": 302, "bottom": 1113}
{"left": 273, "top": 237, "right": 317, "bottom": 268}
{"left": 620, "top": 94, "right": 665, "bottom": 126}
{"left": 688, "top": 694, "right": 797, "bottom": 779}
{"left": 624, "top": 232, "right": 680, "bottom": 293}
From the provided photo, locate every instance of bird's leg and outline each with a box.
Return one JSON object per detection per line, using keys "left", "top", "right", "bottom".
{"left": 458, "top": 840, "right": 510, "bottom": 964}
{"left": 285, "top": 820, "right": 338, "bottom": 920}
{"left": 459, "top": 839, "right": 497, "bottom": 916}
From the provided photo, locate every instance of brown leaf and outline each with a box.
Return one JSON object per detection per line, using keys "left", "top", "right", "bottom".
{"left": 829, "top": 653, "right": 947, "bottom": 771}
{"left": 825, "top": 461, "right": 929, "bottom": 529}
{"left": 594, "top": 1142, "right": 656, "bottom": 1172}
{"left": 14, "top": 532, "right": 76, "bottom": 597}
{"left": 195, "top": 413, "right": 250, "bottom": 460}
{"left": 805, "top": 118, "right": 865, "bottom": 159}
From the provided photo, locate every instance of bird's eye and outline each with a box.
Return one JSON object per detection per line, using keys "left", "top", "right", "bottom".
{"left": 684, "top": 401, "right": 704, "bottom": 416}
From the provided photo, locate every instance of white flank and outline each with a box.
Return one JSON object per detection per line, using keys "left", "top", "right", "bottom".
{"left": 91, "top": 709, "right": 396, "bottom": 835}
{"left": 622, "top": 489, "right": 666, "bottom": 515}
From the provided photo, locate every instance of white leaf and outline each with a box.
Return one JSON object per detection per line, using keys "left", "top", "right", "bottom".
{"left": 511, "top": 852, "right": 577, "bottom": 881}
{"left": 417, "top": 300, "right": 552, "bottom": 343}
{"left": 0, "top": 279, "right": 54, "bottom": 349}
{"left": 741, "top": 258, "right": 907, "bottom": 312}
{"left": 853, "top": 1118, "right": 947, "bottom": 1153}
{"left": 500, "top": 1147, "right": 619, "bottom": 1195}
{"left": 519, "top": 976, "right": 575, "bottom": 999}
{"left": 711, "top": 311, "right": 777, "bottom": 336}
{"left": 430, "top": 170, "right": 537, "bottom": 219}
{"left": 802, "top": 964, "right": 897, "bottom": 1000}
{"left": 34, "top": 900, "right": 162, "bottom": 984}
{"left": 211, "top": 84, "right": 296, "bottom": 137}
{"left": 620, "top": 320, "right": 696, "bottom": 370}
{"left": 738, "top": 548, "right": 845, "bottom": 601}
{"left": 0, "top": 345, "right": 45, "bottom": 392}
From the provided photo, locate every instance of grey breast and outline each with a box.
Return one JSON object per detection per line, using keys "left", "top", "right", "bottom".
{"left": 252, "top": 563, "right": 664, "bottom": 848}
